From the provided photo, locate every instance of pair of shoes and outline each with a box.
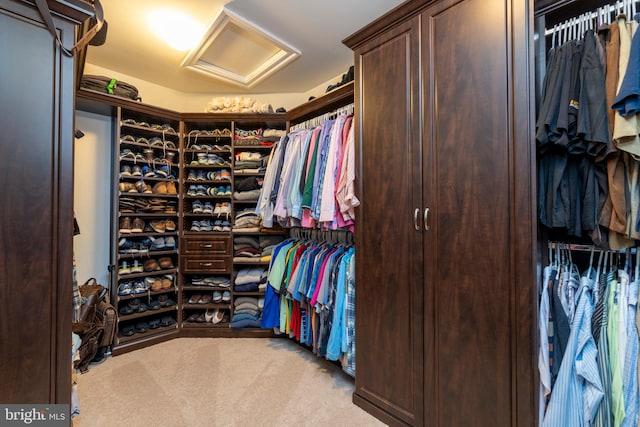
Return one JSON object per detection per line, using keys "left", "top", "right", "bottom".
{"left": 185, "top": 313, "right": 205, "bottom": 323}
{"left": 205, "top": 309, "right": 226, "bottom": 324}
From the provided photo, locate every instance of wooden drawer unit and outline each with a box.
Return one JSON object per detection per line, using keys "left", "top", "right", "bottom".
{"left": 182, "top": 257, "right": 231, "bottom": 273}
{"left": 182, "top": 236, "right": 231, "bottom": 256}
{"left": 181, "top": 236, "right": 232, "bottom": 273}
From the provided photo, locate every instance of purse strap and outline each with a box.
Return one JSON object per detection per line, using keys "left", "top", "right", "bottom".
{"left": 34, "top": 0, "right": 104, "bottom": 57}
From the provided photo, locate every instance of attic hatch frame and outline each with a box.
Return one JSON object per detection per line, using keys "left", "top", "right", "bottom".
{"left": 181, "top": 8, "right": 301, "bottom": 88}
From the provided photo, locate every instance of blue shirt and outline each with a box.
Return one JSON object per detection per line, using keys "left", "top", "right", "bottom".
{"left": 543, "top": 276, "right": 604, "bottom": 427}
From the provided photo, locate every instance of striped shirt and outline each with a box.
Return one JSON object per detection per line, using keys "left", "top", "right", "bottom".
{"left": 543, "top": 275, "right": 604, "bottom": 427}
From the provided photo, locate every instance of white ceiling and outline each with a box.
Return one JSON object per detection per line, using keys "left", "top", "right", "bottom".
{"left": 85, "top": 0, "right": 405, "bottom": 95}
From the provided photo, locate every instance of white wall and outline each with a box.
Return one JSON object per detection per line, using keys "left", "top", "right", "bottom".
{"left": 74, "top": 111, "right": 113, "bottom": 288}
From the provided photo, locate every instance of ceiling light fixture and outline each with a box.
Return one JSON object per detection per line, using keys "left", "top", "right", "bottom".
{"left": 147, "top": 9, "right": 204, "bottom": 51}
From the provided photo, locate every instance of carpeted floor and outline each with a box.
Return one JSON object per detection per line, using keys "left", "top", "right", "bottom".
{"left": 74, "top": 338, "right": 385, "bottom": 427}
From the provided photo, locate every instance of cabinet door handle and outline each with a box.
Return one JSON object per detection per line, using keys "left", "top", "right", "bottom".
{"left": 424, "top": 208, "right": 431, "bottom": 231}
{"left": 199, "top": 262, "right": 213, "bottom": 267}
{"left": 414, "top": 208, "right": 420, "bottom": 231}
{"left": 199, "top": 244, "right": 213, "bottom": 248}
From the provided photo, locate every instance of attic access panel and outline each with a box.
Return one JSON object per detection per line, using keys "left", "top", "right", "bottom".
{"left": 182, "top": 8, "right": 300, "bottom": 88}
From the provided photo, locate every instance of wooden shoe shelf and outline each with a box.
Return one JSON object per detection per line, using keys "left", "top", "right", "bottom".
{"left": 112, "top": 107, "right": 182, "bottom": 354}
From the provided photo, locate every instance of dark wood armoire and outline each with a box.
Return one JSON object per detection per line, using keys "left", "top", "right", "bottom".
{"left": 344, "top": 0, "right": 537, "bottom": 425}
{"left": 0, "top": 0, "right": 92, "bottom": 404}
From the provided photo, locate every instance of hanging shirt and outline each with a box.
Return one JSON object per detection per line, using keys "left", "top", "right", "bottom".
{"left": 542, "top": 276, "right": 603, "bottom": 427}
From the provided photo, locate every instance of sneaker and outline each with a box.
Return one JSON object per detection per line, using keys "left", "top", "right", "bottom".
{"left": 207, "top": 153, "right": 222, "bottom": 165}
{"left": 213, "top": 203, "right": 222, "bottom": 216}
{"left": 222, "top": 291, "right": 231, "bottom": 302}
{"left": 150, "top": 220, "right": 166, "bottom": 233}
{"left": 118, "top": 238, "right": 137, "bottom": 254}
{"left": 187, "top": 170, "right": 197, "bottom": 181}
{"left": 187, "top": 185, "right": 198, "bottom": 196}
{"left": 151, "top": 237, "right": 165, "bottom": 250}
{"left": 165, "top": 219, "right": 176, "bottom": 231}
{"left": 190, "top": 221, "right": 201, "bottom": 232}
{"left": 196, "top": 170, "right": 206, "bottom": 181}
{"left": 218, "top": 202, "right": 232, "bottom": 217}
{"left": 197, "top": 153, "right": 208, "bottom": 164}
{"left": 119, "top": 261, "right": 131, "bottom": 275}
{"left": 192, "top": 200, "right": 204, "bottom": 213}
{"left": 199, "top": 219, "right": 212, "bottom": 232}
{"left": 119, "top": 217, "right": 132, "bottom": 234}
{"left": 156, "top": 165, "right": 170, "bottom": 178}
{"left": 130, "top": 260, "right": 144, "bottom": 273}
{"left": 164, "top": 236, "right": 175, "bottom": 249}
{"left": 131, "top": 165, "right": 142, "bottom": 177}
{"left": 132, "top": 280, "right": 147, "bottom": 294}
{"left": 131, "top": 218, "right": 144, "bottom": 233}
{"left": 213, "top": 220, "right": 223, "bottom": 232}
{"left": 117, "top": 281, "right": 133, "bottom": 295}
{"left": 120, "top": 165, "right": 132, "bottom": 177}
{"left": 142, "top": 165, "right": 156, "bottom": 178}
{"left": 196, "top": 185, "right": 208, "bottom": 196}
{"left": 213, "top": 291, "right": 222, "bottom": 302}
{"left": 203, "top": 202, "right": 214, "bottom": 214}
{"left": 207, "top": 186, "right": 218, "bottom": 196}
{"left": 221, "top": 221, "right": 231, "bottom": 232}
{"left": 219, "top": 169, "right": 231, "bottom": 180}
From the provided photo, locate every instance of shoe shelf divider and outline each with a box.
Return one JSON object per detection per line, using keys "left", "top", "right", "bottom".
{"left": 111, "top": 105, "right": 182, "bottom": 355}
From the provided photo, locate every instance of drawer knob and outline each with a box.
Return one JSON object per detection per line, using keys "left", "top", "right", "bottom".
{"left": 199, "top": 243, "right": 213, "bottom": 248}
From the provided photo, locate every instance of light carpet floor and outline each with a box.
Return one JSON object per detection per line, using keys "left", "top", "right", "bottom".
{"left": 74, "top": 338, "right": 385, "bottom": 427}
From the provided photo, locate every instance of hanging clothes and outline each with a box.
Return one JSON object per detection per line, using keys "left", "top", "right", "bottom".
{"left": 261, "top": 237, "right": 356, "bottom": 376}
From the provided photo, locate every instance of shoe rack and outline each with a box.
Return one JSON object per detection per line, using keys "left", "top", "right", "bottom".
{"left": 180, "top": 117, "right": 235, "bottom": 329}
{"left": 112, "top": 107, "right": 181, "bottom": 353}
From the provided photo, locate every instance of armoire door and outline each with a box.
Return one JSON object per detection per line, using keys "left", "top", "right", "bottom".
{"left": 0, "top": 0, "right": 90, "bottom": 404}
{"left": 421, "top": 0, "right": 535, "bottom": 426}
{"left": 352, "top": 15, "right": 424, "bottom": 426}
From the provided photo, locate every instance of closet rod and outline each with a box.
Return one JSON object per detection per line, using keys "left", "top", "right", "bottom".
{"left": 543, "top": 0, "right": 637, "bottom": 36}
{"left": 548, "top": 241, "right": 638, "bottom": 253}
{"left": 289, "top": 103, "right": 354, "bottom": 132}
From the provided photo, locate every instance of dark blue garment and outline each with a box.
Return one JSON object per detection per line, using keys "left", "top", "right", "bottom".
{"left": 612, "top": 28, "right": 640, "bottom": 116}
{"left": 261, "top": 283, "right": 280, "bottom": 329}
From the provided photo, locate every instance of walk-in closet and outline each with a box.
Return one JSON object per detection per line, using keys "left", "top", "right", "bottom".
{"left": 4, "top": 0, "right": 640, "bottom": 426}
